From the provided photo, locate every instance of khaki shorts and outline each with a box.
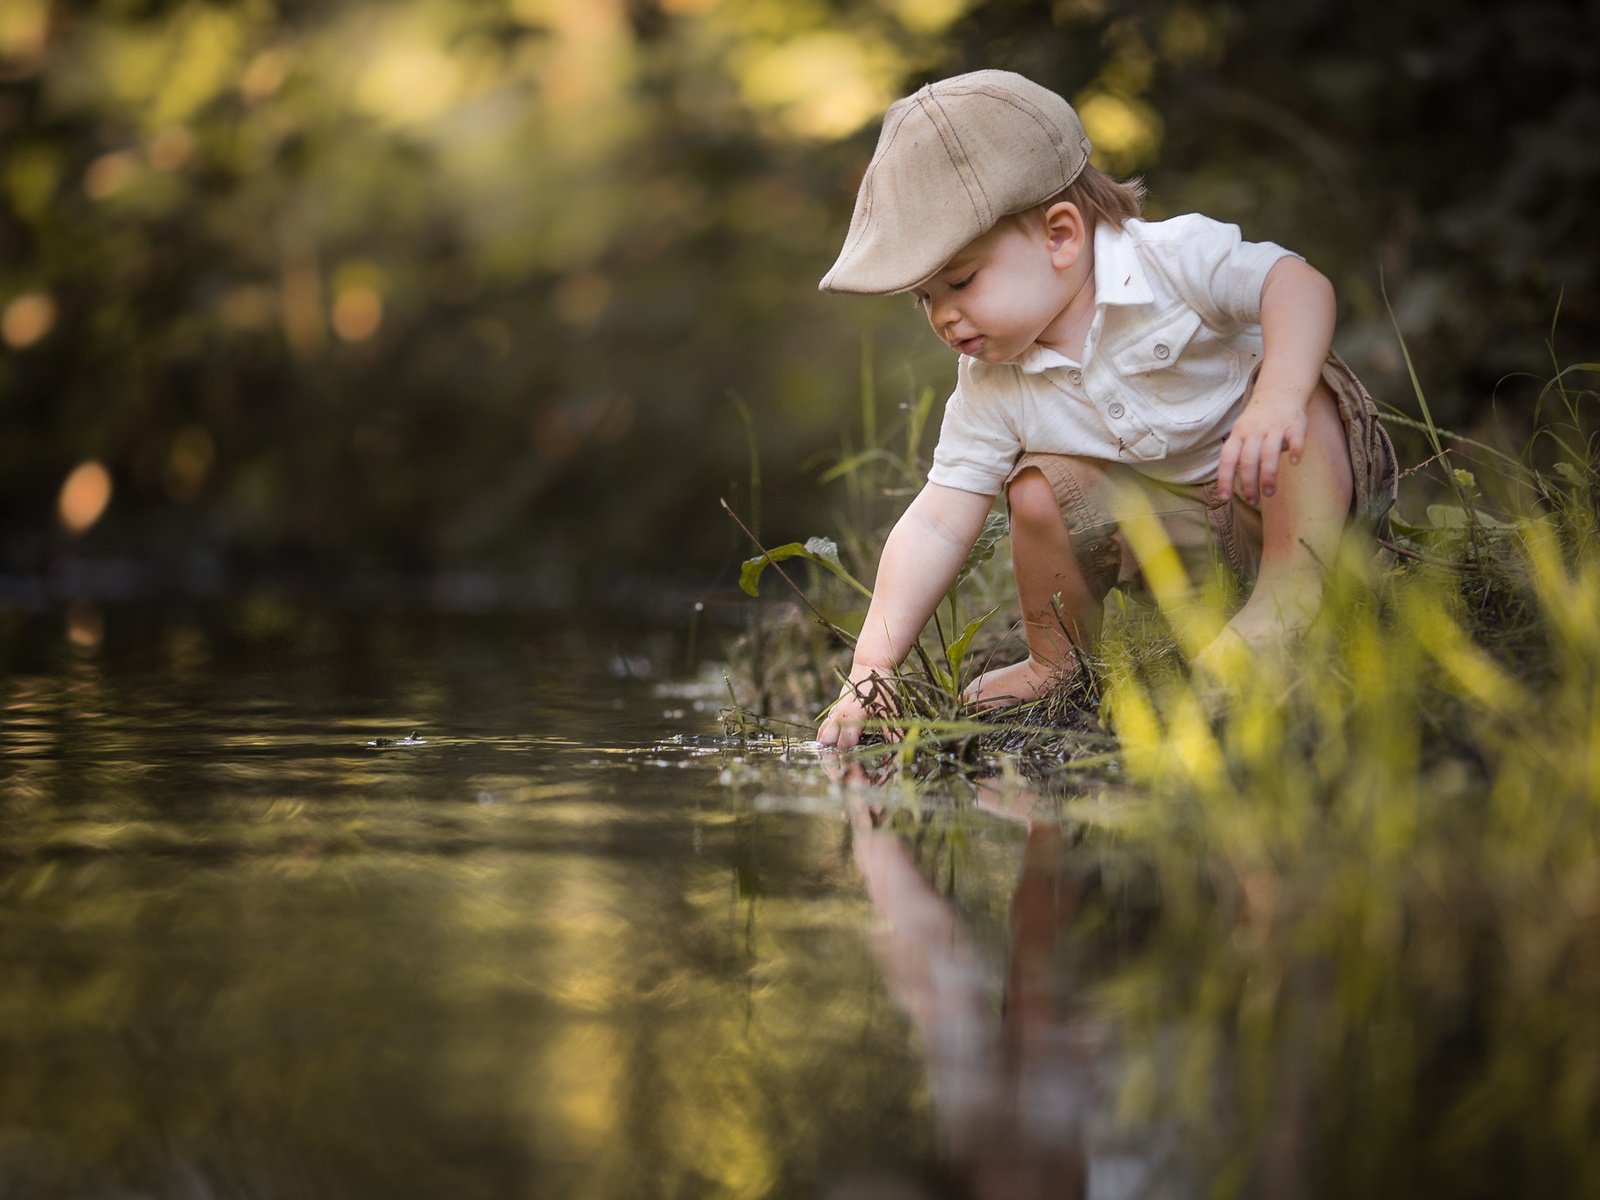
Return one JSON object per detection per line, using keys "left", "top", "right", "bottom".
{"left": 1005, "top": 351, "right": 1398, "bottom": 599}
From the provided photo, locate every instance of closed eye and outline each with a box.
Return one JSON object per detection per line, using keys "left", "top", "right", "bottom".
{"left": 950, "top": 273, "right": 975, "bottom": 291}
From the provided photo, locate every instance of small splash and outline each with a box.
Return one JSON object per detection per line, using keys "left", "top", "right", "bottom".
{"left": 631, "top": 732, "right": 826, "bottom": 774}
{"left": 367, "top": 730, "right": 428, "bottom": 749}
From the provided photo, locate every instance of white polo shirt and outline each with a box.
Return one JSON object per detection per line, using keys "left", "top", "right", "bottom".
{"left": 927, "top": 213, "right": 1300, "bottom": 494}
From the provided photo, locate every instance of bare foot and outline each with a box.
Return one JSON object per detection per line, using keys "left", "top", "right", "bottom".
{"left": 963, "top": 656, "right": 1069, "bottom": 711}
{"left": 1222, "top": 592, "right": 1317, "bottom": 655}
{"left": 1190, "top": 624, "right": 1255, "bottom": 685}
{"left": 1190, "top": 601, "right": 1307, "bottom": 710}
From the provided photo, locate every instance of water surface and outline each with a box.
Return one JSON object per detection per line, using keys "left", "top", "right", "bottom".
{"left": 4, "top": 612, "right": 1154, "bottom": 1199}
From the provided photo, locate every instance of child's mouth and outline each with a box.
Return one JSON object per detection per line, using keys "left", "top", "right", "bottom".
{"left": 954, "top": 336, "right": 984, "bottom": 355}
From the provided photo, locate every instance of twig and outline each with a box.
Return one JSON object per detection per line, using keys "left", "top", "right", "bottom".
{"left": 1379, "top": 537, "right": 1481, "bottom": 570}
{"left": 720, "top": 497, "right": 857, "bottom": 647}
{"left": 1398, "top": 448, "right": 1452, "bottom": 481}
{"left": 723, "top": 674, "right": 748, "bottom": 742}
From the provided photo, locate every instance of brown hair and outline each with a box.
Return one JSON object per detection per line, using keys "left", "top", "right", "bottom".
{"left": 1025, "top": 164, "right": 1145, "bottom": 232}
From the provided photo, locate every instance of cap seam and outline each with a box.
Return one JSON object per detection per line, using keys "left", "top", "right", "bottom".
{"left": 922, "top": 92, "right": 994, "bottom": 231}
{"left": 983, "top": 90, "right": 1088, "bottom": 199}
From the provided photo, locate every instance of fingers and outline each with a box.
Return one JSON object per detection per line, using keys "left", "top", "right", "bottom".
{"left": 1222, "top": 423, "right": 1311, "bottom": 504}
{"left": 818, "top": 683, "right": 874, "bottom": 750}
{"left": 1220, "top": 402, "right": 1313, "bottom": 505}
{"left": 818, "top": 669, "right": 909, "bottom": 751}
{"left": 1252, "top": 420, "right": 1310, "bottom": 501}
{"left": 1259, "top": 433, "right": 1283, "bottom": 499}
{"left": 1235, "top": 432, "right": 1263, "bottom": 505}
{"left": 1285, "top": 418, "right": 1306, "bottom": 465}
{"left": 819, "top": 710, "right": 860, "bottom": 750}
{"left": 1216, "top": 435, "right": 1242, "bottom": 503}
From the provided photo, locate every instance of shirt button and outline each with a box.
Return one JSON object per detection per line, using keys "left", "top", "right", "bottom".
{"left": 1067, "top": 368, "right": 1083, "bottom": 386}
{"left": 1108, "top": 402, "right": 1126, "bottom": 419}
{"left": 1153, "top": 343, "right": 1171, "bottom": 360}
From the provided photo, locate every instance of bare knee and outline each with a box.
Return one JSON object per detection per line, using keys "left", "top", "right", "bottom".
{"left": 1007, "top": 467, "right": 1064, "bottom": 533}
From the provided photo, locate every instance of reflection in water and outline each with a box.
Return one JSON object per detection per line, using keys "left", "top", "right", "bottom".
{"left": 17, "top": 611, "right": 1533, "bottom": 1197}
{"left": 839, "top": 778, "right": 1190, "bottom": 1200}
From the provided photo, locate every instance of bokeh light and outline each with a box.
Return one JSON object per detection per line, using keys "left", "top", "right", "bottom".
{"left": 239, "top": 48, "right": 288, "bottom": 102}
{"left": 58, "top": 461, "right": 113, "bottom": 534}
{"left": 887, "top": 0, "right": 975, "bottom": 35}
{"left": 149, "top": 126, "right": 195, "bottom": 171}
{"left": 333, "top": 287, "right": 384, "bottom": 343}
{"left": 65, "top": 598, "right": 104, "bottom": 650}
{"left": 733, "top": 33, "right": 897, "bottom": 139}
{"left": 83, "top": 151, "right": 140, "bottom": 200}
{"left": 1075, "top": 90, "right": 1164, "bottom": 172}
{"left": 0, "top": 0, "right": 48, "bottom": 69}
{"left": 2, "top": 293, "right": 56, "bottom": 348}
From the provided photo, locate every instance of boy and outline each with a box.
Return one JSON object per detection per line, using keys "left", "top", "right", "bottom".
{"left": 815, "top": 70, "right": 1396, "bottom": 750}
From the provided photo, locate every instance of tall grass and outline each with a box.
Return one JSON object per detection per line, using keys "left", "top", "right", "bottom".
{"left": 732, "top": 345, "right": 1600, "bottom": 1192}
{"left": 1090, "top": 503, "right": 1600, "bottom": 1193}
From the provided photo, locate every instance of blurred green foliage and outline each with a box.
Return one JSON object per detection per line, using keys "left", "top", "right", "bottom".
{"left": 1, "top": 0, "right": 1593, "bottom": 598}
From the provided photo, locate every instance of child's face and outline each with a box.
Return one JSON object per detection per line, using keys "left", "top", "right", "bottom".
{"left": 910, "top": 214, "right": 1078, "bottom": 364}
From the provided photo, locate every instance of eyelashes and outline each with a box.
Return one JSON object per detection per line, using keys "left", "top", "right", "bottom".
{"left": 913, "top": 273, "right": 976, "bottom": 306}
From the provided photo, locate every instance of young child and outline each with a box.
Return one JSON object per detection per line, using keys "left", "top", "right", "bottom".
{"left": 815, "top": 69, "right": 1396, "bottom": 749}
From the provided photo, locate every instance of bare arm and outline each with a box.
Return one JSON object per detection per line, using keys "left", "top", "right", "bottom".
{"left": 819, "top": 482, "right": 995, "bottom": 748}
{"left": 1216, "top": 256, "right": 1336, "bottom": 505}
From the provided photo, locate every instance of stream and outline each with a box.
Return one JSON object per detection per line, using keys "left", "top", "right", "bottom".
{"left": 0, "top": 609, "right": 1194, "bottom": 1200}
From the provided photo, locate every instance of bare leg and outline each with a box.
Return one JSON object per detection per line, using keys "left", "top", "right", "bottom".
{"left": 966, "top": 468, "right": 1102, "bottom": 709}
{"left": 1201, "top": 381, "right": 1353, "bottom": 665}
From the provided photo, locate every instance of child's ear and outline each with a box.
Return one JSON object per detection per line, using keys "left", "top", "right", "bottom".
{"left": 1043, "top": 201, "right": 1086, "bottom": 268}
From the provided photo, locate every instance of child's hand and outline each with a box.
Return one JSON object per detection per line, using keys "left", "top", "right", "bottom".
{"left": 818, "top": 665, "right": 899, "bottom": 750}
{"left": 1217, "top": 389, "right": 1310, "bottom": 506}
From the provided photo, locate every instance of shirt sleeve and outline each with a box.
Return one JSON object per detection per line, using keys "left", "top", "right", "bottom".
{"left": 1136, "top": 213, "right": 1302, "bottom": 329}
{"left": 925, "top": 358, "right": 1021, "bottom": 497}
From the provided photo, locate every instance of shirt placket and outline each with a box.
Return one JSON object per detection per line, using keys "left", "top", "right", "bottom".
{"left": 1076, "top": 315, "right": 1132, "bottom": 455}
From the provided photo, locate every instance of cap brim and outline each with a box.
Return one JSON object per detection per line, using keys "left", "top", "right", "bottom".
{"left": 818, "top": 225, "right": 977, "bottom": 296}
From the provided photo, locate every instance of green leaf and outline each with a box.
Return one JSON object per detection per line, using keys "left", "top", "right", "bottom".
{"left": 739, "top": 537, "right": 871, "bottom": 599}
{"left": 1385, "top": 510, "right": 1427, "bottom": 537}
{"left": 1425, "top": 503, "right": 1515, "bottom": 531}
{"left": 1425, "top": 504, "right": 1473, "bottom": 529}
{"left": 946, "top": 605, "right": 1001, "bottom": 678}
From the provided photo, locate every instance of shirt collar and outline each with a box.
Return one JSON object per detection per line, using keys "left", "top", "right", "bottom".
{"left": 1011, "top": 344, "right": 1079, "bottom": 373}
{"left": 1090, "top": 218, "right": 1153, "bottom": 307}
{"left": 1004, "top": 220, "right": 1153, "bottom": 374}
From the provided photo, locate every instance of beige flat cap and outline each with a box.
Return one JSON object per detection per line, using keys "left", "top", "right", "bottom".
{"left": 819, "top": 70, "right": 1092, "bottom": 296}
